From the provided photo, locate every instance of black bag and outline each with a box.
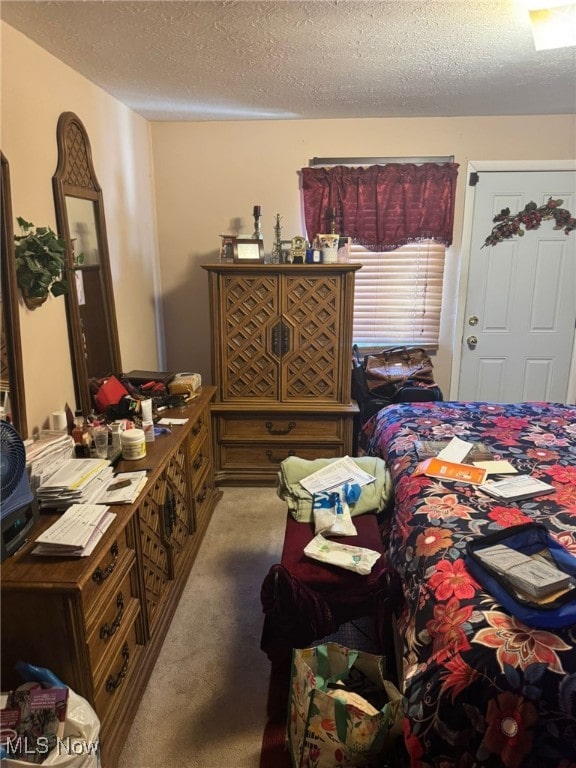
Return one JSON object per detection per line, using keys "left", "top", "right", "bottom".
{"left": 396, "top": 383, "right": 443, "bottom": 403}
{"left": 352, "top": 346, "right": 395, "bottom": 423}
{"left": 352, "top": 346, "right": 442, "bottom": 424}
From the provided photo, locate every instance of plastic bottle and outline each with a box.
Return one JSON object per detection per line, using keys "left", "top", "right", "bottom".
{"left": 72, "top": 410, "right": 91, "bottom": 457}
{"left": 121, "top": 428, "right": 146, "bottom": 460}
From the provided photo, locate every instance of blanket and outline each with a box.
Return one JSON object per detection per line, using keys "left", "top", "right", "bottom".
{"left": 277, "top": 455, "right": 392, "bottom": 522}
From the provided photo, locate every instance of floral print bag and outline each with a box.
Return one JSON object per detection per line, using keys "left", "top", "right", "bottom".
{"left": 287, "top": 642, "right": 403, "bottom": 768}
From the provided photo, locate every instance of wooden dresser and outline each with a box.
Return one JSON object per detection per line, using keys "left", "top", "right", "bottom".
{"left": 202, "top": 264, "right": 360, "bottom": 484}
{"left": 0, "top": 387, "right": 222, "bottom": 768}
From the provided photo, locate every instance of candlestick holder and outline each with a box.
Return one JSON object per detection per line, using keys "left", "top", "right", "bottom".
{"left": 328, "top": 207, "right": 338, "bottom": 235}
{"left": 252, "top": 206, "right": 263, "bottom": 240}
{"left": 271, "top": 213, "right": 282, "bottom": 263}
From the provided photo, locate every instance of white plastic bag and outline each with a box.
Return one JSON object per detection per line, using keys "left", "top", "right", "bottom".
{"left": 312, "top": 482, "right": 361, "bottom": 537}
{"left": 1, "top": 688, "right": 100, "bottom": 767}
{"left": 304, "top": 533, "right": 382, "bottom": 575}
{"left": 313, "top": 492, "right": 357, "bottom": 537}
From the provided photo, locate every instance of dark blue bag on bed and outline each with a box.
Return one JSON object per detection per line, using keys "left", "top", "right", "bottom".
{"left": 465, "top": 522, "right": 576, "bottom": 629}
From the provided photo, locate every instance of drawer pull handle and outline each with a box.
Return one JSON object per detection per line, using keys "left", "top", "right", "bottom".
{"left": 265, "top": 421, "right": 296, "bottom": 435}
{"left": 193, "top": 453, "right": 205, "bottom": 470}
{"left": 163, "top": 491, "right": 176, "bottom": 538}
{"left": 100, "top": 592, "right": 125, "bottom": 640}
{"left": 265, "top": 448, "right": 296, "bottom": 464}
{"left": 196, "top": 486, "right": 207, "bottom": 503}
{"left": 92, "top": 542, "right": 119, "bottom": 585}
{"left": 191, "top": 419, "right": 202, "bottom": 435}
{"left": 106, "top": 643, "right": 130, "bottom": 693}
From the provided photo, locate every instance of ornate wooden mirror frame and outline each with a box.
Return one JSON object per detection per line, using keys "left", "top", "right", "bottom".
{"left": 52, "top": 112, "right": 122, "bottom": 415}
{"left": 1, "top": 151, "right": 27, "bottom": 438}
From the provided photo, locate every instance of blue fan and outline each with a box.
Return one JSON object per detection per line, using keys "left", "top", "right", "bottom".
{"left": 0, "top": 420, "right": 38, "bottom": 561}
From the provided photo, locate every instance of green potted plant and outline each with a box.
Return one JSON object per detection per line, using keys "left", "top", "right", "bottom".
{"left": 14, "top": 216, "right": 69, "bottom": 309}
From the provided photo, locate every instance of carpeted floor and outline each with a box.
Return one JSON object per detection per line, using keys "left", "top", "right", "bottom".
{"left": 117, "top": 486, "right": 287, "bottom": 768}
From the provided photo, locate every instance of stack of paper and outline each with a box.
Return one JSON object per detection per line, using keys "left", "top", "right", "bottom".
{"left": 25, "top": 431, "right": 76, "bottom": 493}
{"left": 32, "top": 504, "right": 116, "bottom": 557}
{"left": 299, "top": 456, "right": 376, "bottom": 495}
{"left": 474, "top": 543, "right": 572, "bottom": 599}
{"left": 95, "top": 471, "right": 148, "bottom": 505}
{"left": 36, "top": 458, "right": 113, "bottom": 510}
{"left": 479, "top": 475, "right": 555, "bottom": 501}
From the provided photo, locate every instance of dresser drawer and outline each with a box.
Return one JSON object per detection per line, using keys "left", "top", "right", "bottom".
{"left": 192, "top": 462, "right": 216, "bottom": 532}
{"left": 188, "top": 405, "right": 210, "bottom": 455}
{"left": 217, "top": 414, "right": 344, "bottom": 442}
{"left": 82, "top": 535, "right": 134, "bottom": 613}
{"left": 92, "top": 606, "right": 142, "bottom": 719}
{"left": 219, "top": 442, "right": 342, "bottom": 470}
{"left": 189, "top": 433, "right": 212, "bottom": 492}
{"left": 86, "top": 559, "right": 141, "bottom": 679}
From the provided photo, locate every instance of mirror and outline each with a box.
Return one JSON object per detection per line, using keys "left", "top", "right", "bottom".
{"left": 0, "top": 151, "right": 28, "bottom": 439}
{"left": 52, "top": 112, "right": 121, "bottom": 415}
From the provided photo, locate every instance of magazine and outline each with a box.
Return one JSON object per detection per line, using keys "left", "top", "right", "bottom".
{"left": 1, "top": 684, "right": 68, "bottom": 763}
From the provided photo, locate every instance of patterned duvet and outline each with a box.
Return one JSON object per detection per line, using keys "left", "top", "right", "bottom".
{"left": 358, "top": 400, "right": 576, "bottom": 768}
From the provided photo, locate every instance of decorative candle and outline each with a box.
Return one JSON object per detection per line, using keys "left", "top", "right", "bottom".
{"left": 253, "top": 205, "right": 261, "bottom": 216}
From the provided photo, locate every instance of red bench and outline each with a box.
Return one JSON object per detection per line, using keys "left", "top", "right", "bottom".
{"left": 260, "top": 511, "right": 391, "bottom": 669}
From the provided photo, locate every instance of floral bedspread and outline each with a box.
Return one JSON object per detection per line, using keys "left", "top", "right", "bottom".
{"left": 358, "top": 401, "right": 576, "bottom": 768}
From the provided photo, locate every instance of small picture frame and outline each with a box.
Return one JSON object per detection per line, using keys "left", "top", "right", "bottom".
{"left": 233, "top": 238, "right": 264, "bottom": 263}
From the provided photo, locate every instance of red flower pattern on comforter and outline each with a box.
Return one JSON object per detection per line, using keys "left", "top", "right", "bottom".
{"left": 359, "top": 401, "right": 576, "bottom": 767}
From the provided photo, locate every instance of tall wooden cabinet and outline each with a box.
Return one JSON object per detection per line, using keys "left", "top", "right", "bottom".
{"left": 203, "top": 264, "right": 360, "bottom": 484}
{"left": 0, "top": 388, "right": 221, "bottom": 768}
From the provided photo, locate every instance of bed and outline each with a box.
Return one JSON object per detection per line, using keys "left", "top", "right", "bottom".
{"left": 358, "top": 400, "right": 576, "bottom": 768}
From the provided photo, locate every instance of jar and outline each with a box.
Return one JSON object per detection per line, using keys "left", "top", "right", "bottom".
{"left": 121, "top": 428, "right": 146, "bottom": 460}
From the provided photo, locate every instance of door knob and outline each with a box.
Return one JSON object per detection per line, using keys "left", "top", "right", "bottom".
{"left": 468, "top": 315, "right": 479, "bottom": 326}
{"left": 467, "top": 335, "right": 478, "bottom": 348}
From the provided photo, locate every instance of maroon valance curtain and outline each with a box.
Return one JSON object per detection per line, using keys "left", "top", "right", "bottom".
{"left": 301, "top": 163, "right": 459, "bottom": 252}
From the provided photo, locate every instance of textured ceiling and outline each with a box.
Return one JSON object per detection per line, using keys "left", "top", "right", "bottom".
{"left": 2, "top": 0, "right": 576, "bottom": 121}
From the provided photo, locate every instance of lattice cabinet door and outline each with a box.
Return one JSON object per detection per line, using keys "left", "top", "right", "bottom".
{"left": 281, "top": 273, "right": 343, "bottom": 403}
{"left": 212, "top": 266, "right": 356, "bottom": 405}
{"left": 137, "top": 441, "right": 196, "bottom": 635}
{"left": 136, "top": 472, "right": 172, "bottom": 634}
{"left": 163, "top": 443, "right": 193, "bottom": 566}
{"left": 219, "top": 272, "right": 280, "bottom": 401}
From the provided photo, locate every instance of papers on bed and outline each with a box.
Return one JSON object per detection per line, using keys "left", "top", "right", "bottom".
{"left": 413, "top": 456, "right": 488, "bottom": 485}
{"left": 413, "top": 437, "right": 519, "bottom": 485}
{"left": 299, "top": 456, "right": 376, "bottom": 495}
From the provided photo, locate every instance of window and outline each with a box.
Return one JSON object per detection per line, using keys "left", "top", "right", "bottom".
{"left": 349, "top": 239, "right": 445, "bottom": 351}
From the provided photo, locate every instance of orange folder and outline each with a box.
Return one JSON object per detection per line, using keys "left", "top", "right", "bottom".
{"left": 412, "top": 457, "right": 487, "bottom": 485}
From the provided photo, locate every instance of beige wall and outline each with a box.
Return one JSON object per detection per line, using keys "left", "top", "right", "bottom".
{"left": 1, "top": 22, "right": 161, "bottom": 436}
{"left": 151, "top": 115, "right": 576, "bottom": 395}
{"left": 2, "top": 20, "right": 575, "bottom": 436}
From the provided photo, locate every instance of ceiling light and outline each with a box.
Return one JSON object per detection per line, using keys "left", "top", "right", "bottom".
{"left": 528, "top": 3, "right": 576, "bottom": 50}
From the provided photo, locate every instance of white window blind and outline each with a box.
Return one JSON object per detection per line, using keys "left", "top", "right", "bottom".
{"left": 349, "top": 240, "right": 445, "bottom": 350}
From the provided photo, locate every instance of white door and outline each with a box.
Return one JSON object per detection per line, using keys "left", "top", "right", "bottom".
{"left": 458, "top": 170, "right": 576, "bottom": 402}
